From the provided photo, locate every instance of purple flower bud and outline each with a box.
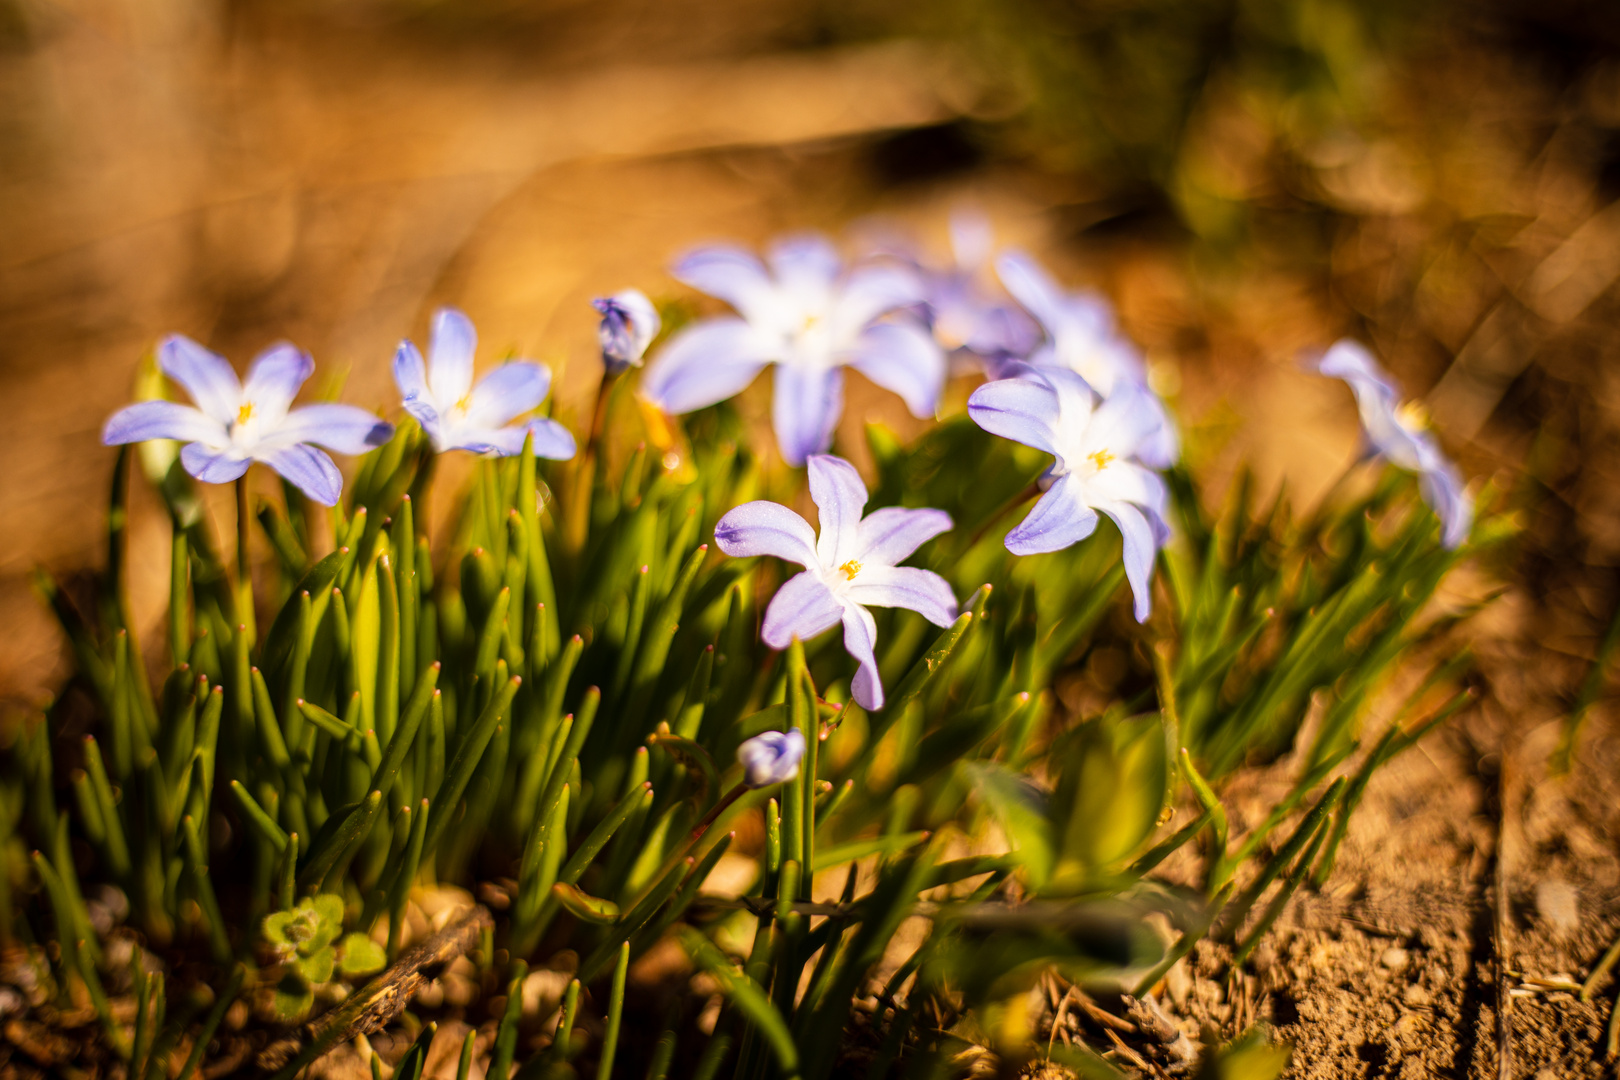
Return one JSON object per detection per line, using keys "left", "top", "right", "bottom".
{"left": 737, "top": 728, "right": 807, "bottom": 788}
{"left": 593, "top": 289, "right": 661, "bottom": 374}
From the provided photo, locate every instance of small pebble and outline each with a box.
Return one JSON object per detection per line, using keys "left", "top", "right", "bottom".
{"left": 1403, "top": 984, "right": 1431, "bottom": 1007}
{"left": 1164, "top": 959, "right": 1192, "bottom": 1009}
{"left": 1534, "top": 878, "right": 1580, "bottom": 938}
{"left": 1380, "top": 947, "right": 1410, "bottom": 972}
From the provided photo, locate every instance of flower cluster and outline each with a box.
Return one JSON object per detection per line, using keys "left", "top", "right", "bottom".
{"left": 104, "top": 307, "right": 576, "bottom": 505}
{"left": 103, "top": 221, "right": 1473, "bottom": 707}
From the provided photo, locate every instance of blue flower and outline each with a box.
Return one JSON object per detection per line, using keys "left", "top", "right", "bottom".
{"left": 1314, "top": 339, "right": 1473, "bottom": 549}
{"left": 102, "top": 335, "right": 393, "bottom": 506}
{"left": 895, "top": 212, "right": 1040, "bottom": 374}
{"left": 713, "top": 454, "right": 957, "bottom": 709}
{"left": 593, "top": 289, "right": 661, "bottom": 374}
{"left": 996, "top": 251, "right": 1178, "bottom": 468}
{"left": 641, "top": 234, "right": 945, "bottom": 467}
{"left": 737, "top": 729, "right": 807, "bottom": 788}
{"left": 968, "top": 365, "right": 1171, "bottom": 622}
{"left": 393, "top": 307, "right": 576, "bottom": 459}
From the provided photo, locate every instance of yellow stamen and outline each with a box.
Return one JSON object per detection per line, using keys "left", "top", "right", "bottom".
{"left": 839, "top": 559, "right": 862, "bottom": 580}
{"left": 1087, "top": 448, "right": 1115, "bottom": 470}
{"left": 456, "top": 393, "right": 474, "bottom": 413}
{"left": 1394, "top": 400, "right": 1429, "bottom": 432}
{"left": 236, "top": 403, "right": 254, "bottom": 425}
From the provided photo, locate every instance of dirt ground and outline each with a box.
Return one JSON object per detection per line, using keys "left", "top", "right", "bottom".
{"left": 1080, "top": 627, "right": 1620, "bottom": 1079}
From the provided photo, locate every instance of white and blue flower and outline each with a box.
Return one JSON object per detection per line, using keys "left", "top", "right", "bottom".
{"left": 641, "top": 234, "right": 945, "bottom": 467}
{"left": 392, "top": 307, "right": 576, "bottom": 459}
{"left": 1314, "top": 339, "right": 1473, "bottom": 549}
{"left": 996, "top": 250, "right": 1178, "bottom": 469}
{"left": 102, "top": 335, "right": 393, "bottom": 506}
{"left": 713, "top": 454, "right": 957, "bottom": 710}
{"left": 968, "top": 365, "right": 1171, "bottom": 622}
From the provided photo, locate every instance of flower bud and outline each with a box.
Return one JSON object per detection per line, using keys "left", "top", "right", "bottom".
{"left": 737, "top": 728, "right": 806, "bottom": 789}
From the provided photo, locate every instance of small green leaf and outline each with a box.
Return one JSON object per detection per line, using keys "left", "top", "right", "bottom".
{"left": 271, "top": 973, "right": 314, "bottom": 1024}
{"left": 551, "top": 882, "right": 620, "bottom": 925}
{"left": 295, "top": 947, "right": 336, "bottom": 985}
{"left": 337, "top": 933, "right": 386, "bottom": 978}
{"left": 263, "top": 910, "right": 296, "bottom": 947}
{"left": 312, "top": 893, "right": 344, "bottom": 931}
{"left": 307, "top": 894, "right": 344, "bottom": 952}
{"left": 963, "top": 762, "right": 1055, "bottom": 888}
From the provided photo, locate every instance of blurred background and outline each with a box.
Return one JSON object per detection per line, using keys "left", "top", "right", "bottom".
{"left": 6, "top": 0, "right": 1620, "bottom": 728}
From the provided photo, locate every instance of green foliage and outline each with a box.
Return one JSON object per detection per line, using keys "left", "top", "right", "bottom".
{"left": 2, "top": 386, "right": 1509, "bottom": 1076}
{"left": 261, "top": 893, "right": 381, "bottom": 1021}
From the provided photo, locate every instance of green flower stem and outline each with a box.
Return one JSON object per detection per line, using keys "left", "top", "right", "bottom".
{"left": 181, "top": 815, "right": 231, "bottom": 962}
{"left": 488, "top": 959, "right": 527, "bottom": 1080}
{"left": 235, "top": 476, "right": 255, "bottom": 646}
{"left": 170, "top": 526, "right": 190, "bottom": 669}
{"left": 388, "top": 798, "right": 428, "bottom": 960}
{"left": 597, "top": 942, "right": 631, "bottom": 1080}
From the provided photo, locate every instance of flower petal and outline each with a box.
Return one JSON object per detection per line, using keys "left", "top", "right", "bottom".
{"left": 274, "top": 404, "right": 394, "bottom": 455}
{"left": 260, "top": 444, "right": 345, "bottom": 506}
{"left": 1420, "top": 463, "right": 1473, "bottom": 549}
{"left": 427, "top": 307, "right": 478, "bottom": 406}
{"left": 103, "top": 401, "right": 225, "bottom": 447}
{"left": 1313, "top": 339, "right": 1426, "bottom": 471}
{"left": 1037, "top": 365, "right": 1101, "bottom": 428}
{"left": 436, "top": 418, "right": 572, "bottom": 458}
{"left": 995, "top": 250, "right": 1069, "bottom": 332}
{"left": 243, "top": 343, "right": 314, "bottom": 421}
{"left": 158, "top": 334, "right": 242, "bottom": 425}
{"left": 833, "top": 266, "right": 925, "bottom": 337}
{"left": 393, "top": 340, "right": 430, "bottom": 403}
{"left": 1087, "top": 458, "right": 1168, "bottom": 518}
{"left": 949, "top": 210, "right": 994, "bottom": 269}
{"left": 1004, "top": 473, "right": 1100, "bottom": 555}
{"left": 967, "top": 373, "right": 1062, "bottom": 456}
{"left": 846, "top": 565, "right": 958, "bottom": 627}
{"left": 1097, "top": 500, "right": 1159, "bottom": 622}
{"left": 403, "top": 398, "right": 445, "bottom": 450}
{"left": 714, "top": 501, "right": 819, "bottom": 567}
{"left": 841, "top": 602, "right": 884, "bottom": 711}
{"left": 1086, "top": 379, "right": 1168, "bottom": 460}
{"left": 641, "top": 317, "right": 772, "bottom": 414}
{"left": 522, "top": 417, "right": 578, "bottom": 460}
{"left": 761, "top": 571, "right": 846, "bottom": 649}
{"left": 806, "top": 454, "right": 867, "bottom": 568}
{"left": 179, "top": 442, "right": 251, "bottom": 485}
{"left": 851, "top": 321, "right": 946, "bottom": 418}
{"left": 464, "top": 362, "right": 552, "bottom": 429}
{"left": 673, "top": 245, "right": 777, "bottom": 323}
{"left": 772, "top": 364, "right": 843, "bottom": 468}
{"left": 855, "top": 506, "right": 953, "bottom": 566}
{"left": 767, "top": 234, "right": 842, "bottom": 295}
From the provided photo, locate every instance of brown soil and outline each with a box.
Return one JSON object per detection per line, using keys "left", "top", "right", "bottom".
{"left": 1145, "top": 646, "right": 1620, "bottom": 1078}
